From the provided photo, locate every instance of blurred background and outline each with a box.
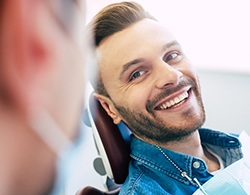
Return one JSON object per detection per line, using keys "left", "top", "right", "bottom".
{"left": 67, "top": 0, "right": 250, "bottom": 194}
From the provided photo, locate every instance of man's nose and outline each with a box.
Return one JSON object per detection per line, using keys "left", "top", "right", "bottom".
{"left": 154, "top": 62, "right": 183, "bottom": 89}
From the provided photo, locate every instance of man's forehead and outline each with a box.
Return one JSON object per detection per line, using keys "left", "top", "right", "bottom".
{"left": 97, "top": 19, "right": 176, "bottom": 67}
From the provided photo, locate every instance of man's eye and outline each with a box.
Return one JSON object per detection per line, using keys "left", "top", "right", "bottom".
{"left": 130, "top": 70, "right": 145, "bottom": 81}
{"left": 165, "top": 52, "right": 178, "bottom": 62}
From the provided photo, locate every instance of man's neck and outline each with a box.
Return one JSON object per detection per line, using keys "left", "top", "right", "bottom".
{"left": 157, "top": 130, "right": 202, "bottom": 156}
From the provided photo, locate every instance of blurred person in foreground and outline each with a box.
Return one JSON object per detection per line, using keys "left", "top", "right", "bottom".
{"left": 88, "top": 1, "right": 243, "bottom": 194}
{"left": 0, "top": 0, "right": 90, "bottom": 194}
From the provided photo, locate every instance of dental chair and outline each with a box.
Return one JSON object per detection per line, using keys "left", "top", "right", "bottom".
{"left": 76, "top": 93, "right": 131, "bottom": 195}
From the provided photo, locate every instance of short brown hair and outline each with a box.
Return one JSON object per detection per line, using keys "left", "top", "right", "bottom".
{"left": 88, "top": 1, "right": 156, "bottom": 96}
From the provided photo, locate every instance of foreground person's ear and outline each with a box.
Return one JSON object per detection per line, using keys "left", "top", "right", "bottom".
{"left": 1, "top": 0, "right": 66, "bottom": 116}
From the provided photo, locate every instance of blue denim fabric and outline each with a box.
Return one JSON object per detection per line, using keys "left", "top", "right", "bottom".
{"left": 119, "top": 128, "right": 243, "bottom": 195}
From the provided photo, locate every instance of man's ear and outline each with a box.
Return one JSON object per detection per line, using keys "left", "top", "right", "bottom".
{"left": 94, "top": 93, "right": 122, "bottom": 124}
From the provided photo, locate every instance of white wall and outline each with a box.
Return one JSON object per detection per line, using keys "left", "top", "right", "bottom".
{"left": 199, "top": 70, "right": 250, "bottom": 134}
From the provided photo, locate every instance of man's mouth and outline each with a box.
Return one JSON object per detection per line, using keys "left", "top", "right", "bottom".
{"left": 155, "top": 90, "right": 190, "bottom": 110}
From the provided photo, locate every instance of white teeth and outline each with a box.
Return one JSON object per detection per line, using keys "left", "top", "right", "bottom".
{"left": 159, "top": 91, "right": 189, "bottom": 110}
{"left": 174, "top": 97, "right": 180, "bottom": 104}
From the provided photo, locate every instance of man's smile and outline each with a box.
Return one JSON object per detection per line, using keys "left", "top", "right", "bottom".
{"left": 154, "top": 87, "right": 191, "bottom": 110}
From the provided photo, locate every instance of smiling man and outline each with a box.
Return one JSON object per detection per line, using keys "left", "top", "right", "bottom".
{"left": 88, "top": 2, "right": 243, "bottom": 194}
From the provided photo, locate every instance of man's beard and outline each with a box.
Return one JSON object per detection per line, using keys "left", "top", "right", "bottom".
{"left": 112, "top": 78, "right": 206, "bottom": 144}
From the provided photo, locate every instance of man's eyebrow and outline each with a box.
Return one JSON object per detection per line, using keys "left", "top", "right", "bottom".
{"left": 162, "top": 40, "right": 181, "bottom": 52}
{"left": 120, "top": 58, "right": 145, "bottom": 79}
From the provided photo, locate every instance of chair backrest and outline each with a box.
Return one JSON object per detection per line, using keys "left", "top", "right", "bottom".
{"left": 87, "top": 94, "right": 131, "bottom": 185}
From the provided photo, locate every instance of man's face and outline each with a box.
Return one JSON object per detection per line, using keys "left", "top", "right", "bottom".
{"left": 97, "top": 19, "right": 205, "bottom": 143}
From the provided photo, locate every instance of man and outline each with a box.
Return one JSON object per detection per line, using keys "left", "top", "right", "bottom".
{"left": 88, "top": 2, "right": 243, "bottom": 194}
{"left": 0, "top": 0, "right": 89, "bottom": 194}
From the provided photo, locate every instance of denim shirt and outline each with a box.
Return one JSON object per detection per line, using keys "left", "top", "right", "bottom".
{"left": 119, "top": 128, "right": 243, "bottom": 195}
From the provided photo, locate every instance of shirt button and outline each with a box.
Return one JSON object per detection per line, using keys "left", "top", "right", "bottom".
{"left": 193, "top": 161, "right": 200, "bottom": 169}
